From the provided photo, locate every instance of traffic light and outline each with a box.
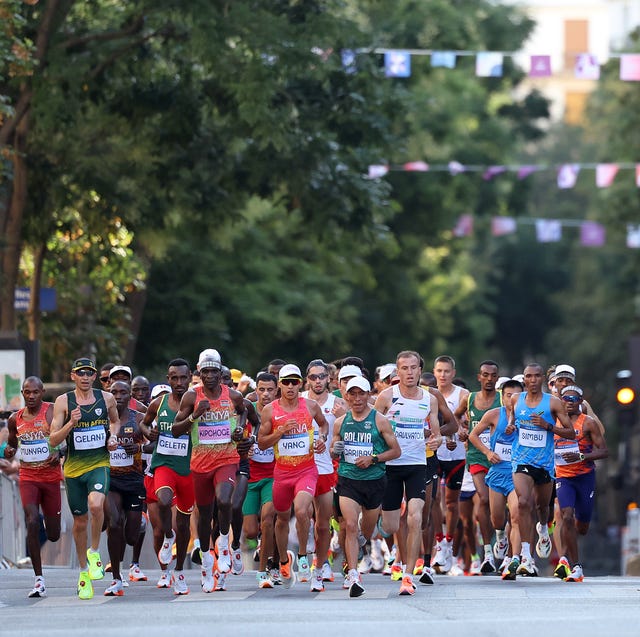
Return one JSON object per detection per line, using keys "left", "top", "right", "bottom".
{"left": 616, "top": 370, "right": 637, "bottom": 427}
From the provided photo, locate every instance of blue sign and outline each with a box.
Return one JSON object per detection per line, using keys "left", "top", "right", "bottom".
{"left": 14, "top": 287, "right": 57, "bottom": 312}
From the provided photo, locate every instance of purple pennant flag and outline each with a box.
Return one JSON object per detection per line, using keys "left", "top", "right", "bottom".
{"left": 385, "top": 51, "right": 411, "bottom": 78}
{"left": 448, "top": 161, "right": 465, "bottom": 175}
{"left": 580, "top": 221, "right": 606, "bottom": 247}
{"left": 557, "top": 164, "right": 580, "bottom": 189}
{"left": 627, "top": 225, "right": 640, "bottom": 248}
{"left": 491, "top": 216, "right": 517, "bottom": 237}
{"left": 529, "top": 55, "right": 552, "bottom": 77}
{"left": 483, "top": 166, "right": 506, "bottom": 181}
{"left": 453, "top": 214, "right": 473, "bottom": 237}
{"left": 535, "top": 219, "right": 562, "bottom": 243}
{"left": 517, "top": 165, "right": 539, "bottom": 180}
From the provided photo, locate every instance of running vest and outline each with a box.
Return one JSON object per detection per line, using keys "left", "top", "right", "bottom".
{"left": 150, "top": 393, "right": 192, "bottom": 476}
{"left": 466, "top": 391, "right": 502, "bottom": 468}
{"left": 272, "top": 397, "right": 315, "bottom": 471}
{"left": 248, "top": 401, "right": 275, "bottom": 482}
{"left": 64, "top": 389, "right": 110, "bottom": 478}
{"left": 304, "top": 392, "right": 337, "bottom": 476}
{"left": 109, "top": 408, "right": 144, "bottom": 477}
{"left": 555, "top": 413, "right": 594, "bottom": 478}
{"left": 386, "top": 385, "right": 431, "bottom": 466}
{"left": 15, "top": 402, "right": 61, "bottom": 483}
{"left": 511, "top": 392, "right": 555, "bottom": 474}
{"left": 489, "top": 406, "right": 516, "bottom": 473}
{"left": 338, "top": 408, "right": 388, "bottom": 480}
{"left": 190, "top": 384, "right": 239, "bottom": 473}
{"left": 437, "top": 385, "right": 466, "bottom": 461}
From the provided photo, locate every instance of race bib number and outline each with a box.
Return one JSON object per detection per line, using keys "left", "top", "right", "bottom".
{"left": 157, "top": 434, "right": 189, "bottom": 457}
{"left": 394, "top": 422, "right": 425, "bottom": 441}
{"left": 20, "top": 439, "right": 49, "bottom": 463}
{"left": 277, "top": 433, "right": 310, "bottom": 457}
{"left": 343, "top": 441, "right": 374, "bottom": 464}
{"left": 518, "top": 427, "right": 547, "bottom": 448}
{"left": 198, "top": 420, "right": 231, "bottom": 445}
{"left": 110, "top": 447, "right": 134, "bottom": 467}
{"left": 478, "top": 431, "right": 491, "bottom": 448}
{"left": 74, "top": 426, "right": 106, "bottom": 450}
{"left": 555, "top": 442, "right": 580, "bottom": 466}
{"left": 495, "top": 441, "right": 512, "bottom": 462}
{"left": 251, "top": 443, "right": 274, "bottom": 463}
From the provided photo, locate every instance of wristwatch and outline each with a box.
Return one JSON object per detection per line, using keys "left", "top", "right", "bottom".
{"left": 371, "top": 454, "right": 379, "bottom": 465}
{"left": 579, "top": 452, "right": 585, "bottom": 461}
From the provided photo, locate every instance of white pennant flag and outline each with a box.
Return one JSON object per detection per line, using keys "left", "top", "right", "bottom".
{"left": 535, "top": 219, "right": 562, "bottom": 243}
{"left": 557, "top": 164, "right": 580, "bottom": 189}
{"left": 627, "top": 225, "right": 640, "bottom": 249}
{"left": 368, "top": 165, "right": 389, "bottom": 179}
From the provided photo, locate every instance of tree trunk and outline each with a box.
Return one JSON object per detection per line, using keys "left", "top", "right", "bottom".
{"left": 0, "top": 112, "right": 29, "bottom": 332}
{"left": 27, "top": 242, "right": 47, "bottom": 340}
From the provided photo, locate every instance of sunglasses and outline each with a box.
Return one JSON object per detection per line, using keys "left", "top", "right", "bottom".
{"left": 281, "top": 378, "right": 301, "bottom": 386}
{"left": 562, "top": 395, "right": 581, "bottom": 403}
{"left": 75, "top": 370, "right": 96, "bottom": 378}
{"left": 308, "top": 373, "right": 328, "bottom": 381}
{"left": 100, "top": 376, "right": 110, "bottom": 383}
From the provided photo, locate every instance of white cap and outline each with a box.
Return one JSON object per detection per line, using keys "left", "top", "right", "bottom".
{"left": 151, "top": 384, "right": 171, "bottom": 399}
{"left": 554, "top": 364, "right": 576, "bottom": 379}
{"left": 338, "top": 364, "right": 363, "bottom": 380}
{"left": 278, "top": 364, "right": 303, "bottom": 380}
{"left": 495, "top": 376, "right": 511, "bottom": 390}
{"left": 378, "top": 363, "right": 396, "bottom": 381}
{"left": 198, "top": 348, "right": 222, "bottom": 369}
{"left": 110, "top": 365, "right": 132, "bottom": 378}
{"left": 346, "top": 376, "right": 371, "bottom": 393}
{"left": 512, "top": 374, "right": 524, "bottom": 384}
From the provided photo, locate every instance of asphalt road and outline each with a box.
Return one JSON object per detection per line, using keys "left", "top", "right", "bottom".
{"left": 2, "top": 567, "right": 640, "bottom": 637}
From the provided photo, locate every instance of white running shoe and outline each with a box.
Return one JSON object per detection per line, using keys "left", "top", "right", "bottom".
{"left": 257, "top": 571, "right": 273, "bottom": 589}
{"left": 448, "top": 562, "right": 465, "bottom": 577}
{"left": 310, "top": 571, "right": 324, "bottom": 592}
{"left": 433, "top": 539, "right": 453, "bottom": 574}
{"left": 469, "top": 557, "right": 482, "bottom": 576}
{"left": 493, "top": 536, "right": 509, "bottom": 560}
{"left": 173, "top": 572, "right": 189, "bottom": 595}
{"left": 370, "top": 538, "right": 384, "bottom": 572}
{"left": 201, "top": 564, "right": 215, "bottom": 593}
{"left": 357, "top": 554, "right": 373, "bottom": 574}
{"left": 418, "top": 566, "right": 435, "bottom": 585}
{"left": 231, "top": 548, "right": 244, "bottom": 575}
{"left": 128, "top": 564, "right": 147, "bottom": 582}
{"left": 321, "top": 561, "right": 334, "bottom": 582}
{"left": 157, "top": 571, "right": 173, "bottom": 588}
{"left": 480, "top": 553, "right": 496, "bottom": 574}
{"left": 535, "top": 522, "right": 552, "bottom": 559}
{"left": 516, "top": 556, "right": 536, "bottom": 576}
{"left": 104, "top": 579, "right": 124, "bottom": 597}
{"left": 28, "top": 577, "right": 46, "bottom": 598}
{"left": 348, "top": 570, "right": 365, "bottom": 598}
{"left": 216, "top": 538, "right": 232, "bottom": 573}
{"left": 214, "top": 569, "right": 227, "bottom": 591}
{"left": 158, "top": 531, "right": 176, "bottom": 566}
{"left": 565, "top": 564, "right": 584, "bottom": 582}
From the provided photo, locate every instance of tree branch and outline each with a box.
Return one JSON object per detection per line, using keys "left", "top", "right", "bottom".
{"left": 56, "top": 15, "right": 145, "bottom": 51}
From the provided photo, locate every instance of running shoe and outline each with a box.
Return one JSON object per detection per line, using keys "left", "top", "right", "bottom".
{"left": 516, "top": 556, "right": 536, "bottom": 576}
{"left": 565, "top": 564, "right": 584, "bottom": 582}
{"left": 502, "top": 557, "right": 519, "bottom": 581}
{"left": 349, "top": 572, "right": 365, "bottom": 598}
{"left": 270, "top": 568, "right": 282, "bottom": 585}
{"left": 419, "top": 566, "right": 435, "bottom": 585}
{"left": 310, "top": 571, "right": 324, "bottom": 592}
{"left": 298, "top": 554, "right": 311, "bottom": 582}
{"left": 157, "top": 571, "right": 173, "bottom": 588}
{"left": 535, "top": 522, "right": 552, "bottom": 559}
{"left": 554, "top": 556, "right": 571, "bottom": 580}
{"left": 370, "top": 538, "right": 384, "bottom": 572}
{"left": 469, "top": 557, "right": 482, "bottom": 576}
{"left": 122, "top": 579, "right": 129, "bottom": 588}
{"left": 321, "top": 561, "right": 334, "bottom": 582}
{"left": 399, "top": 574, "right": 416, "bottom": 596}
{"left": 86, "top": 549, "right": 105, "bottom": 580}
{"left": 342, "top": 574, "right": 350, "bottom": 590}
{"left": 382, "top": 557, "right": 393, "bottom": 576}
{"left": 173, "top": 572, "right": 189, "bottom": 595}
{"left": 104, "top": 579, "right": 124, "bottom": 597}
{"left": 28, "top": 577, "right": 46, "bottom": 598}
{"left": 448, "top": 562, "right": 465, "bottom": 577}
{"left": 215, "top": 538, "right": 231, "bottom": 574}
{"left": 432, "top": 540, "right": 452, "bottom": 574}
{"left": 128, "top": 564, "right": 147, "bottom": 582}
{"left": 357, "top": 554, "right": 373, "bottom": 574}
{"left": 201, "top": 564, "right": 215, "bottom": 593}
{"left": 390, "top": 563, "right": 404, "bottom": 581}
{"left": 77, "top": 571, "right": 94, "bottom": 600}
{"left": 158, "top": 531, "right": 176, "bottom": 566}
{"left": 480, "top": 553, "right": 496, "bottom": 574}
{"left": 257, "top": 571, "right": 273, "bottom": 589}
{"left": 279, "top": 550, "right": 297, "bottom": 589}
{"left": 190, "top": 545, "right": 202, "bottom": 565}
{"left": 493, "top": 536, "right": 509, "bottom": 560}
{"left": 231, "top": 547, "right": 244, "bottom": 575}
{"left": 214, "top": 569, "right": 227, "bottom": 591}
{"left": 498, "top": 555, "right": 511, "bottom": 574}
{"left": 413, "top": 558, "right": 425, "bottom": 576}
{"left": 252, "top": 541, "right": 261, "bottom": 563}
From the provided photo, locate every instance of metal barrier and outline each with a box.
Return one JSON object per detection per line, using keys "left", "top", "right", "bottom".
{"left": 0, "top": 472, "right": 26, "bottom": 566}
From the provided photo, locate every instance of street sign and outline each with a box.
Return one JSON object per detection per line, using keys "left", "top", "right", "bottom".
{"left": 14, "top": 287, "right": 57, "bottom": 312}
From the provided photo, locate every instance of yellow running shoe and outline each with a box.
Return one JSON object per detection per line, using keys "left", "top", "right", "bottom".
{"left": 86, "top": 549, "right": 105, "bottom": 580}
{"left": 77, "top": 571, "right": 94, "bottom": 600}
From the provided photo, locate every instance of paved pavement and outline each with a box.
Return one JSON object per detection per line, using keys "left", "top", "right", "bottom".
{"left": 2, "top": 567, "right": 640, "bottom": 637}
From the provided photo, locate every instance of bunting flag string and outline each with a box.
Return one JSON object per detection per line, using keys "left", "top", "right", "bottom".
{"left": 451, "top": 214, "right": 640, "bottom": 249}
{"left": 350, "top": 47, "right": 640, "bottom": 81}
{"left": 367, "top": 161, "right": 640, "bottom": 189}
